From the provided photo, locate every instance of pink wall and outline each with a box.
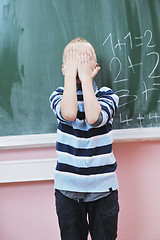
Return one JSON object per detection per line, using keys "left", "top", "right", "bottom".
{"left": 0, "top": 140, "right": 160, "bottom": 240}
{"left": 0, "top": 181, "right": 60, "bottom": 240}
{"left": 114, "top": 140, "right": 160, "bottom": 240}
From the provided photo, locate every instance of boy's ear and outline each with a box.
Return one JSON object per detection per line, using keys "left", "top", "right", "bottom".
{"left": 95, "top": 63, "right": 98, "bottom": 68}
{"left": 62, "top": 64, "right": 65, "bottom": 76}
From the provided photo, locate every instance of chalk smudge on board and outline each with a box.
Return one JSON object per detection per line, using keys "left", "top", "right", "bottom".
{"left": 0, "top": 0, "right": 22, "bottom": 117}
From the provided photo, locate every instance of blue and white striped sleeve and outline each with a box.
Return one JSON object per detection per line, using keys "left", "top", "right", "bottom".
{"left": 96, "top": 87, "right": 119, "bottom": 126}
{"left": 49, "top": 87, "right": 66, "bottom": 122}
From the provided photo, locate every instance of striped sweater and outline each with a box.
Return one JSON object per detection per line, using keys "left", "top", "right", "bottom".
{"left": 49, "top": 82, "right": 119, "bottom": 192}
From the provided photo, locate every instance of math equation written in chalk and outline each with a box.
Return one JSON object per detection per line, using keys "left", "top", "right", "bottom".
{"left": 102, "top": 29, "right": 160, "bottom": 128}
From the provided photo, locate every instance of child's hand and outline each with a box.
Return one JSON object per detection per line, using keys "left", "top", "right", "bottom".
{"left": 78, "top": 51, "right": 100, "bottom": 82}
{"left": 62, "top": 47, "right": 78, "bottom": 77}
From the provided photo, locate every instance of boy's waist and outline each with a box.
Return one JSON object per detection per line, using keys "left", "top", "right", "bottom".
{"left": 59, "top": 189, "right": 112, "bottom": 202}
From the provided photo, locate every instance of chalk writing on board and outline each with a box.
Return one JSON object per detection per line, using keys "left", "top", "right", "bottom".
{"left": 144, "top": 30, "right": 156, "bottom": 48}
{"left": 109, "top": 57, "right": 128, "bottom": 82}
{"left": 119, "top": 113, "right": 133, "bottom": 126}
{"left": 103, "top": 29, "right": 160, "bottom": 128}
{"left": 103, "top": 29, "right": 156, "bottom": 50}
{"left": 137, "top": 113, "right": 145, "bottom": 127}
{"left": 142, "top": 82, "right": 158, "bottom": 101}
{"left": 116, "top": 89, "right": 138, "bottom": 108}
{"left": 119, "top": 112, "right": 160, "bottom": 128}
{"left": 128, "top": 56, "right": 142, "bottom": 74}
{"left": 147, "top": 52, "right": 160, "bottom": 78}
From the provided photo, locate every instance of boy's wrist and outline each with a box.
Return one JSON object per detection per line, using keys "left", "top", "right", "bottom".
{"left": 81, "top": 79, "right": 93, "bottom": 92}
{"left": 80, "top": 77, "right": 93, "bottom": 85}
{"left": 65, "top": 73, "right": 77, "bottom": 81}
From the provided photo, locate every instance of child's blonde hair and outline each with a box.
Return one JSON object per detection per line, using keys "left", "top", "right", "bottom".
{"left": 63, "top": 37, "right": 97, "bottom": 62}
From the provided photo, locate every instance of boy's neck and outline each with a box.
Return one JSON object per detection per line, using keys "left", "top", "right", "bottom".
{"left": 77, "top": 81, "right": 82, "bottom": 91}
{"left": 76, "top": 73, "right": 82, "bottom": 90}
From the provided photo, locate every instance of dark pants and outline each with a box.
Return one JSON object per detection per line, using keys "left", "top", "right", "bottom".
{"left": 55, "top": 190, "right": 119, "bottom": 240}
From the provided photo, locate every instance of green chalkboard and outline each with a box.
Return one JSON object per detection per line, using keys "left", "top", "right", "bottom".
{"left": 0, "top": 0, "right": 160, "bottom": 136}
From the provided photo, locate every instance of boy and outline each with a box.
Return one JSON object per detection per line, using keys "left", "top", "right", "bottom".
{"left": 50, "top": 37, "right": 119, "bottom": 240}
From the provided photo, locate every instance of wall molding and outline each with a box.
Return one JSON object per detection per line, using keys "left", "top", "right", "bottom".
{"left": 113, "top": 127, "right": 160, "bottom": 142}
{"left": 0, "top": 133, "right": 57, "bottom": 149}
{"left": 0, "top": 158, "right": 57, "bottom": 183}
{"left": 0, "top": 128, "right": 160, "bottom": 183}
{"left": 0, "top": 128, "right": 160, "bottom": 150}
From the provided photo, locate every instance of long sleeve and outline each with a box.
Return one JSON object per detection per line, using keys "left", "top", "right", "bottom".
{"left": 95, "top": 87, "right": 119, "bottom": 126}
{"left": 49, "top": 87, "right": 66, "bottom": 122}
